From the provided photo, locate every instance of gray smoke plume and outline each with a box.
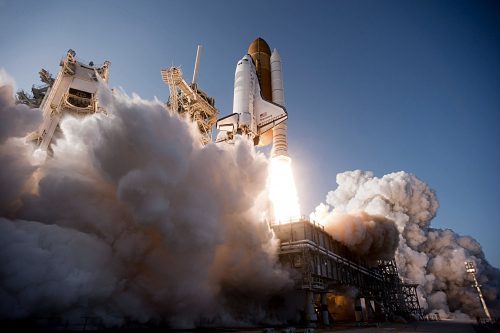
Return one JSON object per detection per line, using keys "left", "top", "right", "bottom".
{"left": 312, "top": 170, "right": 500, "bottom": 319}
{"left": 0, "top": 79, "right": 291, "bottom": 328}
{"left": 310, "top": 209, "right": 399, "bottom": 262}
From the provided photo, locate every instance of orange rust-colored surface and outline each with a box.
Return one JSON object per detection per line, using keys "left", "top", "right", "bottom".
{"left": 248, "top": 38, "right": 273, "bottom": 145}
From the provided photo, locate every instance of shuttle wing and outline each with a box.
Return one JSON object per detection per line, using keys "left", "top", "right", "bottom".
{"left": 254, "top": 94, "right": 288, "bottom": 135}
{"left": 215, "top": 113, "right": 239, "bottom": 143}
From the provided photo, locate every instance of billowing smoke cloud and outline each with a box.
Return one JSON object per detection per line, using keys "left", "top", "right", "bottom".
{"left": 0, "top": 79, "right": 291, "bottom": 327}
{"left": 313, "top": 170, "right": 500, "bottom": 319}
{"left": 0, "top": 84, "right": 41, "bottom": 144}
{"left": 0, "top": 81, "right": 41, "bottom": 217}
{"left": 310, "top": 208, "right": 399, "bottom": 261}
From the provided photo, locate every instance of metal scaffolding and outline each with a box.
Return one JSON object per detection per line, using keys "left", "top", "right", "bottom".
{"left": 377, "top": 260, "right": 422, "bottom": 319}
{"left": 272, "top": 218, "right": 423, "bottom": 323}
{"left": 20, "top": 49, "right": 110, "bottom": 153}
{"left": 160, "top": 46, "right": 218, "bottom": 145}
{"left": 465, "top": 261, "right": 492, "bottom": 321}
{"left": 16, "top": 69, "right": 55, "bottom": 108}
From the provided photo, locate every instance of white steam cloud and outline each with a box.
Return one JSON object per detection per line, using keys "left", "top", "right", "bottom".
{"left": 0, "top": 81, "right": 291, "bottom": 327}
{"left": 312, "top": 170, "right": 500, "bottom": 319}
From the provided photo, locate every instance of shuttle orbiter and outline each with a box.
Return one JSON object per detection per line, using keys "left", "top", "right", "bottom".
{"left": 215, "top": 54, "right": 287, "bottom": 145}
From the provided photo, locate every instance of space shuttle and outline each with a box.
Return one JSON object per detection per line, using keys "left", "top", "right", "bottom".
{"left": 216, "top": 41, "right": 287, "bottom": 146}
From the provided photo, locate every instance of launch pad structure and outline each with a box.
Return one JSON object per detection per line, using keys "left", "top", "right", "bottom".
{"left": 15, "top": 41, "right": 427, "bottom": 327}
{"left": 161, "top": 45, "right": 218, "bottom": 146}
{"left": 19, "top": 49, "right": 110, "bottom": 153}
{"left": 272, "top": 218, "right": 423, "bottom": 325}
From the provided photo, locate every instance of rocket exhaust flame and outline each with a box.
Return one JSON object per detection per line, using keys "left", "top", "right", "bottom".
{"left": 268, "top": 155, "right": 300, "bottom": 223}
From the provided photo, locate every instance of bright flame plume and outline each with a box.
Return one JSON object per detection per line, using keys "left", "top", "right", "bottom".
{"left": 268, "top": 155, "right": 301, "bottom": 223}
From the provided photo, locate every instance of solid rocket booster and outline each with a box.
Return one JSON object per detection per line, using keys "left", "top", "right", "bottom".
{"left": 270, "top": 49, "right": 288, "bottom": 157}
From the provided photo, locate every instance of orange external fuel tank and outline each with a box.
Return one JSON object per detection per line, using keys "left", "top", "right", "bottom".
{"left": 248, "top": 37, "right": 273, "bottom": 146}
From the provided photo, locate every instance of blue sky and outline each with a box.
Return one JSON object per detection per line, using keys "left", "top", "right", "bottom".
{"left": 1, "top": 0, "right": 499, "bottom": 267}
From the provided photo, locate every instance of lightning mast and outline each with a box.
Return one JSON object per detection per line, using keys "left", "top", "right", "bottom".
{"left": 161, "top": 45, "right": 218, "bottom": 145}
{"left": 465, "top": 261, "right": 492, "bottom": 321}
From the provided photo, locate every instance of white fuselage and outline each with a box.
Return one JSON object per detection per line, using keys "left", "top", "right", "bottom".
{"left": 233, "top": 55, "right": 258, "bottom": 135}
{"left": 216, "top": 55, "right": 287, "bottom": 144}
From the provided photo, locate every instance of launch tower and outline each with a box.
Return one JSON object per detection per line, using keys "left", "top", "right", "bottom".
{"left": 24, "top": 49, "right": 110, "bottom": 153}
{"left": 161, "top": 45, "right": 218, "bottom": 145}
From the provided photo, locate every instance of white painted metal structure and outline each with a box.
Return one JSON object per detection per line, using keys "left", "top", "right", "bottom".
{"left": 216, "top": 55, "right": 287, "bottom": 144}
{"left": 28, "top": 49, "right": 110, "bottom": 152}
{"left": 465, "top": 261, "right": 492, "bottom": 321}
{"left": 161, "top": 46, "right": 218, "bottom": 146}
{"left": 192, "top": 45, "right": 202, "bottom": 84}
{"left": 270, "top": 49, "right": 288, "bottom": 157}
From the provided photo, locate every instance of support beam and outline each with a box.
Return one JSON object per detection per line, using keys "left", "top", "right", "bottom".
{"left": 305, "top": 291, "right": 317, "bottom": 326}
{"left": 320, "top": 293, "right": 329, "bottom": 326}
